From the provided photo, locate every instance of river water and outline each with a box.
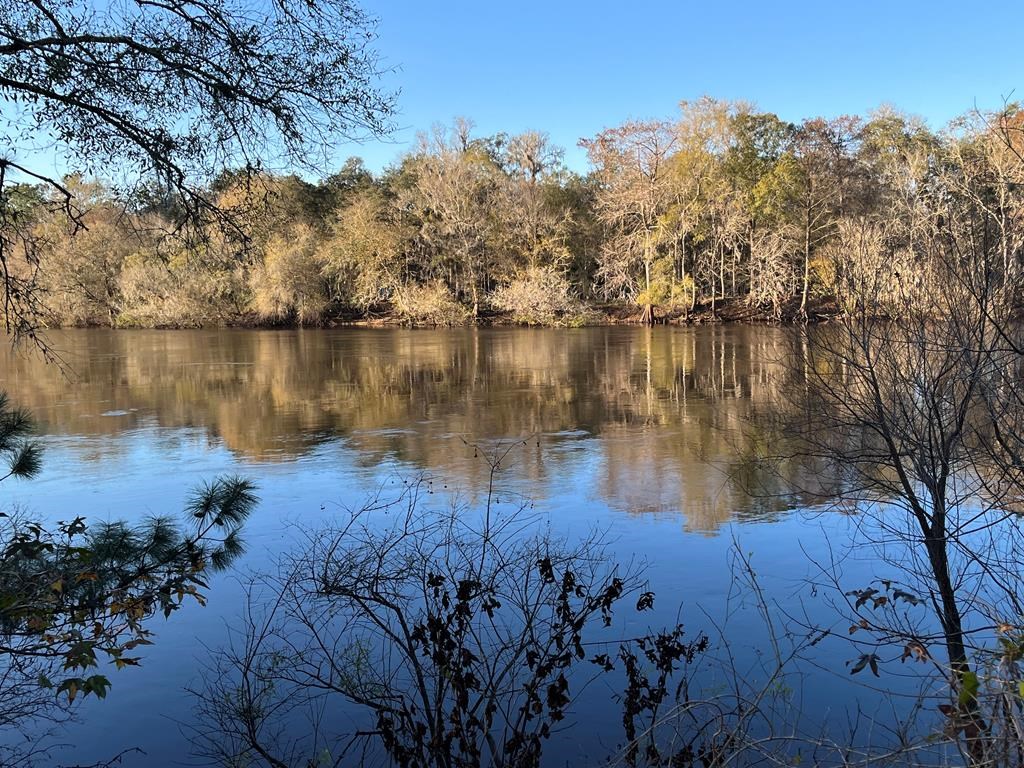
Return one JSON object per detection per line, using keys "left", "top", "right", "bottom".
{"left": 0, "top": 327, "right": 931, "bottom": 766}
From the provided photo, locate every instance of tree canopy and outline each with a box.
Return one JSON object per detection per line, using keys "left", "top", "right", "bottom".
{"left": 9, "top": 101, "right": 1023, "bottom": 329}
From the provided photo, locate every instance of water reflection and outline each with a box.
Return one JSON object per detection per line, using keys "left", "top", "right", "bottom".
{"left": 0, "top": 326, "right": 821, "bottom": 531}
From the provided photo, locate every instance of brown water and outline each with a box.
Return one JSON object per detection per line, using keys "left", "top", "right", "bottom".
{"left": 0, "top": 325, "right": 821, "bottom": 529}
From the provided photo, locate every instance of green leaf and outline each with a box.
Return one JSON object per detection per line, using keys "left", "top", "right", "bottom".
{"left": 84, "top": 674, "right": 111, "bottom": 699}
{"left": 959, "top": 671, "right": 980, "bottom": 706}
{"left": 10, "top": 443, "right": 42, "bottom": 479}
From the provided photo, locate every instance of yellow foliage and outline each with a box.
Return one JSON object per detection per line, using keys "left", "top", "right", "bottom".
{"left": 392, "top": 281, "right": 469, "bottom": 327}
{"left": 251, "top": 224, "right": 328, "bottom": 324}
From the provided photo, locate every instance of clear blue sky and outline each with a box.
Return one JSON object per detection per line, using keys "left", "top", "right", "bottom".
{"left": 346, "top": 0, "right": 1024, "bottom": 174}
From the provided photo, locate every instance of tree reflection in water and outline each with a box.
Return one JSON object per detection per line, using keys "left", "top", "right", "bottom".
{"left": 0, "top": 326, "right": 829, "bottom": 532}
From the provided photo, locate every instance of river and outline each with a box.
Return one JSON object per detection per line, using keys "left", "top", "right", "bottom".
{"left": 0, "top": 327, "right": 926, "bottom": 766}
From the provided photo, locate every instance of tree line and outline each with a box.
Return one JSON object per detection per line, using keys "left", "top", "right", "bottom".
{"left": 9, "top": 99, "right": 1023, "bottom": 329}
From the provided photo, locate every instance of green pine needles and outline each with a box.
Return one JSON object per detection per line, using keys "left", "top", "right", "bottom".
{"left": 0, "top": 389, "right": 255, "bottom": 761}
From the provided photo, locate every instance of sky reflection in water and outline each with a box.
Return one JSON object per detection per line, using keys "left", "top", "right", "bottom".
{"left": 0, "top": 327, "right": 910, "bottom": 765}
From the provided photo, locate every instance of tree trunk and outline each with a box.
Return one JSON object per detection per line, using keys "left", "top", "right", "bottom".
{"left": 643, "top": 232, "right": 654, "bottom": 325}
{"left": 470, "top": 263, "right": 479, "bottom": 320}
{"left": 681, "top": 236, "right": 691, "bottom": 321}
{"left": 719, "top": 243, "right": 726, "bottom": 307}
{"left": 800, "top": 211, "right": 811, "bottom": 320}
{"left": 105, "top": 274, "right": 118, "bottom": 327}
{"left": 680, "top": 235, "right": 687, "bottom": 283}
{"left": 924, "top": 522, "right": 988, "bottom": 765}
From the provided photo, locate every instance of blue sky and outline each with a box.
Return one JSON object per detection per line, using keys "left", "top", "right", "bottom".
{"left": 345, "top": 0, "right": 1024, "bottom": 173}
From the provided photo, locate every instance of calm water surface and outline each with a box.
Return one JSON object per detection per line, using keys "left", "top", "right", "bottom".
{"left": 0, "top": 327, "right": 897, "bottom": 765}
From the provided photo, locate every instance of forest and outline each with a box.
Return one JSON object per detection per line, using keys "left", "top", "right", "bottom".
{"left": 10, "top": 99, "right": 1024, "bottom": 329}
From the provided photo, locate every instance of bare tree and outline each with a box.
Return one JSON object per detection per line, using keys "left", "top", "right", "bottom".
{"left": 790, "top": 116, "right": 859, "bottom": 318}
{"left": 400, "top": 121, "right": 501, "bottom": 318}
{"left": 191, "top": 461, "right": 718, "bottom": 768}
{"left": 775, "top": 119, "right": 1024, "bottom": 764}
{"left": 581, "top": 120, "right": 678, "bottom": 324}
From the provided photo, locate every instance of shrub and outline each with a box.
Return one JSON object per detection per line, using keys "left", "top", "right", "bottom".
{"left": 392, "top": 281, "right": 470, "bottom": 326}
{"left": 490, "top": 266, "right": 589, "bottom": 326}
{"left": 250, "top": 224, "right": 329, "bottom": 325}
{"left": 192, "top": 477, "right": 707, "bottom": 768}
{"left": 118, "top": 250, "right": 248, "bottom": 328}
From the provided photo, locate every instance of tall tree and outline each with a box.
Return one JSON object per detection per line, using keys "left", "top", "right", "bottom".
{"left": 400, "top": 120, "right": 501, "bottom": 318}
{"left": 320, "top": 187, "right": 409, "bottom": 312}
{"left": 789, "top": 117, "right": 860, "bottom": 315}
{"left": 722, "top": 110, "right": 795, "bottom": 305}
{"left": 667, "top": 98, "right": 742, "bottom": 316}
{"left": 499, "top": 131, "right": 570, "bottom": 270}
{"left": 582, "top": 120, "right": 678, "bottom": 323}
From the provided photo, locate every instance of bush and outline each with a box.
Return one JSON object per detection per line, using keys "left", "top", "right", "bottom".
{"left": 192, "top": 477, "right": 707, "bottom": 768}
{"left": 490, "top": 266, "right": 589, "bottom": 326}
{"left": 250, "top": 224, "right": 329, "bottom": 325}
{"left": 392, "top": 281, "right": 470, "bottom": 326}
{"left": 118, "top": 250, "right": 247, "bottom": 328}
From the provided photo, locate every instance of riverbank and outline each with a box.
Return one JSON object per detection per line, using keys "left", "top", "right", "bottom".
{"left": 321, "top": 296, "right": 840, "bottom": 329}
{"left": 41, "top": 296, "right": 844, "bottom": 331}
{"left": 595, "top": 296, "right": 841, "bottom": 325}
{"left": 131, "top": 297, "right": 838, "bottom": 331}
